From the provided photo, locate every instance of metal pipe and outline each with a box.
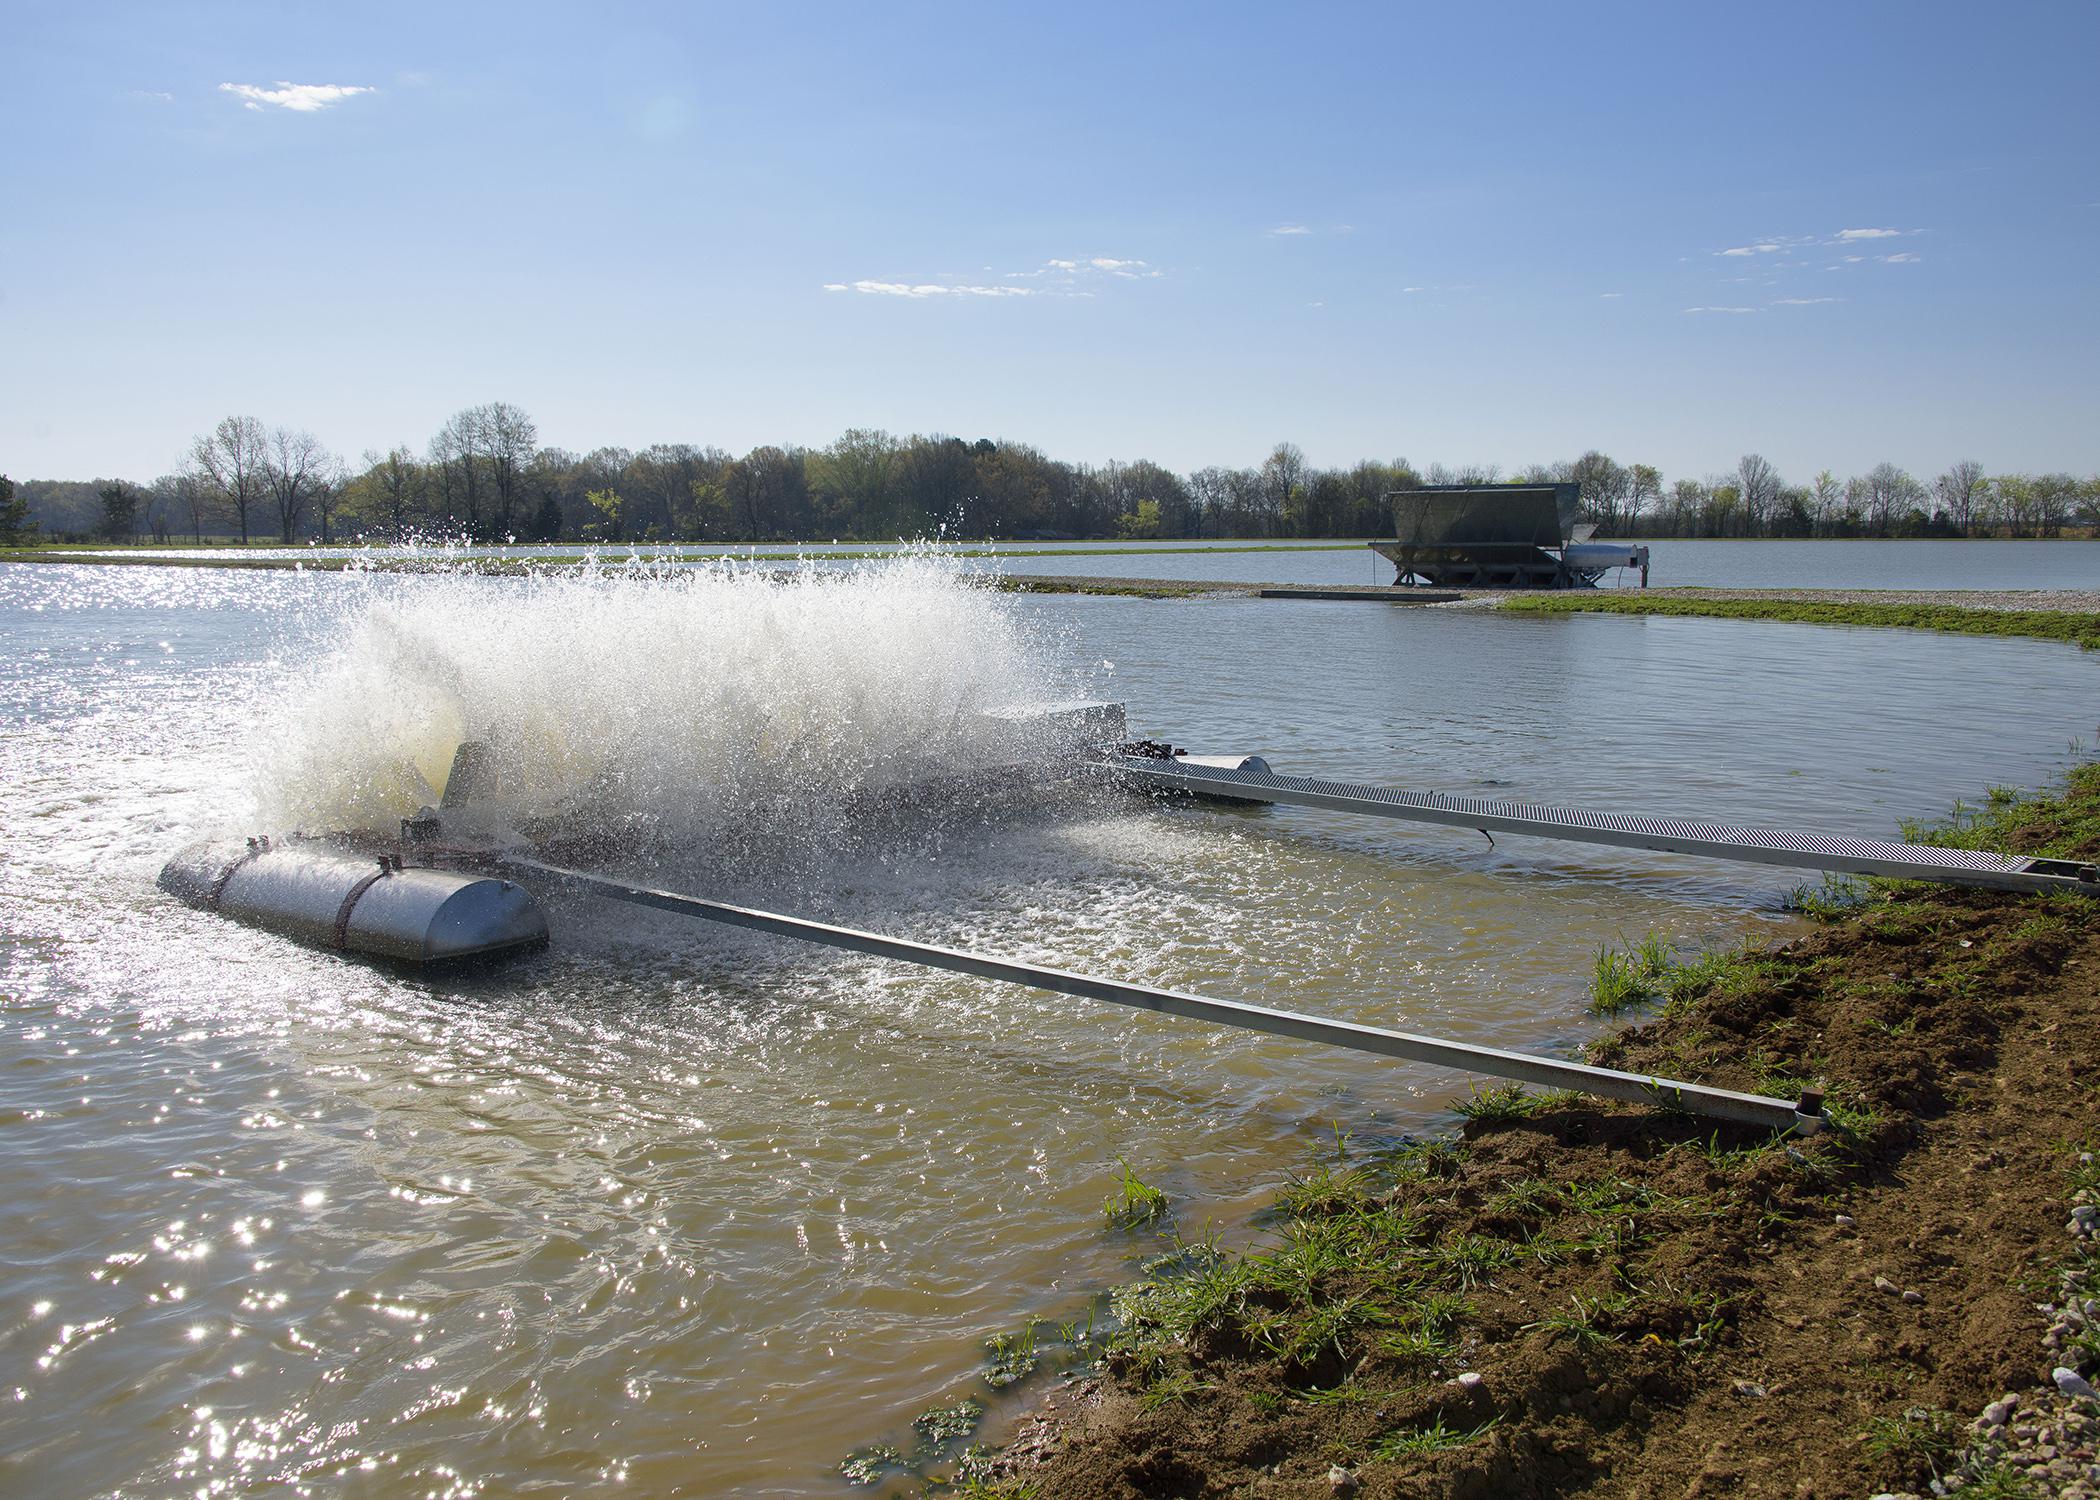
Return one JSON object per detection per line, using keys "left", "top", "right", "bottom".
{"left": 505, "top": 856, "right": 1816, "bottom": 1134}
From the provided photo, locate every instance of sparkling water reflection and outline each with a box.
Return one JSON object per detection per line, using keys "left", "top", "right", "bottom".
{"left": 2, "top": 559, "right": 2096, "bottom": 1496}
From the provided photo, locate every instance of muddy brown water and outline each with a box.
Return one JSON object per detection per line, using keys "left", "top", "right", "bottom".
{"left": 2, "top": 559, "right": 2096, "bottom": 1496}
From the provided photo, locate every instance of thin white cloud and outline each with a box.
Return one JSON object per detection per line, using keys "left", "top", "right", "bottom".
{"left": 1773, "top": 296, "right": 1843, "bottom": 305}
{"left": 850, "top": 255, "right": 1160, "bottom": 298}
{"left": 1599, "top": 291, "right": 1624, "bottom": 299}
{"left": 1836, "top": 227, "right": 1902, "bottom": 240}
{"left": 1880, "top": 251, "right": 1922, "bottom": 263}
{"left": 1402, "top": 286, "right": 1424, "bottom": 293}
{"left": 1719, "top": 242, "right": 1783, "bottom": 257}
{"left": 219, "top": 81, "right": 375, "bottom": 113}
{"left": 1683, "top": 306, "right": 1758, "bottom": 314}
{"left": 823, "top": 281, "right": 1036, "bottom": 299}
{"left": 128, "top": 89, "right": 175, "bottom": 103}
{"left": 1088, "top": 256, "right": 1157, "bottom": 279}
{"left": 1268, "top": 224, "right": 1313, "bottom": 236}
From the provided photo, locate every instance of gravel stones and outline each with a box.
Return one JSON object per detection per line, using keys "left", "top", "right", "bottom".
{"left": 1930, "top": 1189, "right": 2100, "bottom": 1497}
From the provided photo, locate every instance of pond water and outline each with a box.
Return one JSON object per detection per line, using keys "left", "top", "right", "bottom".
{"left": 78, "top": 535, "right": 2100, "bottom": 592}
{"left": 2, "top": 558, "right": 2096, "bottom": 1497}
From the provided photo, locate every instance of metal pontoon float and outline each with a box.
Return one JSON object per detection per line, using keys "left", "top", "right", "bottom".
{"left": 159, "top": 702, "right": 2093, "bottom": 1134}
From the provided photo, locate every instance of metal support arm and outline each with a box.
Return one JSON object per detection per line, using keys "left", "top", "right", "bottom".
{"left": 506, "top": 856, "right": 1817, "bottom": 1134}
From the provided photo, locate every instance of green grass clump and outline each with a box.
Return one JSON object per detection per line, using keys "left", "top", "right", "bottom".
{"left": 1860, "top": 1406, "right": 1960, "bottom": 1476}
{"left": 1102, "top": 1159, "right": 1170, "bottom": 1228}
{"left": 1589, "top": 931, "right": 1681, "bottom": 1015}
{"left": 1371, "top": 1413, "right": 1499, "bottom": 1459}
{"left": 1949, "top": 1467, "right": 2047, "bottom": 1499}
{"left": 1659, "top": 950, "right": 1767, "bottom": 1016}
{"left": 1786, "top": 872, "right": 1874, "bottom": 919}
{"left": 1453, "top": 1083, "right": 1547, "bottom": 1125}
{"left": 1902, "top": 762, "right": 2100, "bottom": 863}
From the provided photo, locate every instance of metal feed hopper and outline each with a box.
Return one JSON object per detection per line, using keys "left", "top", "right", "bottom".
{"left": 1372, "top": 483, "right": 1648, "bottom": 589}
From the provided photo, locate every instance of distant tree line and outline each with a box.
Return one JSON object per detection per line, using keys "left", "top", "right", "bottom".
{"left": 7, "top": 408, "right": 2099, "bottom": 546}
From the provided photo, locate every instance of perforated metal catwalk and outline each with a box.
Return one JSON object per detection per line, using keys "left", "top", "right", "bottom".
{"left": 1108, "top": 755, "right": 2099, "bottom": 895}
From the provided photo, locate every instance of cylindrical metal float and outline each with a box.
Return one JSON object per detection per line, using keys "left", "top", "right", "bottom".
{"left": 159, "top": 838, "right": 549, "bottom": 964}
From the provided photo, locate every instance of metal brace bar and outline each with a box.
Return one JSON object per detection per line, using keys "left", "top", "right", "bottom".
{"left": 505, "top": 856, "right": 1816, "bottom": 1134}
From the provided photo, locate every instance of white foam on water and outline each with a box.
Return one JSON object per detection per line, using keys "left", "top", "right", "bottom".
{"left": 245, "top": 555, "right": 1079, "bottom": 851}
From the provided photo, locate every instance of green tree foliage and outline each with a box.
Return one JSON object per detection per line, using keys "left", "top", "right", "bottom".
{"left": 97, "top": 481, "right": 138, "bottom": 542}
{"left": 1116, "top": 498, "right": 1163, "bottom": 539}
{"left": 0, "top": 475, "right": 35, "bottom": 545}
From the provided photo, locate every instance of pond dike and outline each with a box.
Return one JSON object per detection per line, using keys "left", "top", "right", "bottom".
{"left": 970, "top": 767, "right": 2100, "bottom": 1500}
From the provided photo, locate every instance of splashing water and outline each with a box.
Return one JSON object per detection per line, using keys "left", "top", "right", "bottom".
{"left": 246, "top": 556, "right": 1080, "bottom": 856}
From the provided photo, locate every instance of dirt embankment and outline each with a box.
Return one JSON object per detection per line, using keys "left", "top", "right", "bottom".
{"left": 979, "top": 773, "right": 2100, "bottom": 1500}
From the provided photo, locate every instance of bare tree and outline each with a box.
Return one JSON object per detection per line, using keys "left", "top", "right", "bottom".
{"left": 1626, "top": 464, "right": 1662, "bottom": 534}
{"left": 1735, "top": 454, "right": 1780, "bottom": 532}
{"left": 481, "top": 402, "right": 538, "bottom": 536}
{"left": 1809, "top": 471, "right": 1843, "bottom": 535}
{"left": 2032, "top": 473, "right": 2079, "bottom": 537}
{"left": 1184, "top": 467, "right": 1231, "bottom": 538}
{"left": 430, "top": 408, "right": 485, "bottom": 536}
{"left": 311, "top": 472, "right": 347, "bottom": 545}
{"left": 1666, "top": 478, "right": 1707, "bottom": 535}
{"left": 1260, "top": 442, "right": 1305, "bottom": 535}
{"left": 191, "top": 415, "right": 268, "bottom": 544}
{"left": 419, "top": 402, "right": 537, "bottom": 538}
{"left": 1985, "top": 475, "right": 2028, "bottom": 534}
{"left": 1857, "top": 462, "right": 1923, "bottom": 534}
{"left": 152, "top": 469, "right": 212, "bottom": 543}
{"left": 264, "top": 428, "right": 340, "bottom": 542}
{"left": 1932, "top": 460, "right": 1987, "bottom": 535}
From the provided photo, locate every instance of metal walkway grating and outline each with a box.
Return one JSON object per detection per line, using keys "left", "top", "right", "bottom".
{"left": 1110, "top": 757, "right": 2097, "bottom": 895}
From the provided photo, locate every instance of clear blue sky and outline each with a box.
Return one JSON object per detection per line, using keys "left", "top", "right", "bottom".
{"left": 6, "top": 1, "right": 2097, "bottom": 485}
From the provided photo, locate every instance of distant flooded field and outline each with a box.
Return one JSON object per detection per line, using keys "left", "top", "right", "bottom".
{"left": 49, "top": 535, "right": 2100, "bottom": 592}
{"left": 3, "top": 557, "right": 2097, "bottom": 1496}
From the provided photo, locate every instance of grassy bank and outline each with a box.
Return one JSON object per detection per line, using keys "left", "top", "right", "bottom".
{"left": 970, "top": 767, "right": 2100, "bottom": 1499}
{"left": 1502, "top": 591, "right": 2100, "bottom": 649}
